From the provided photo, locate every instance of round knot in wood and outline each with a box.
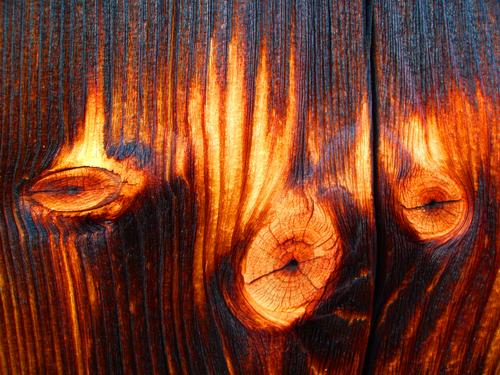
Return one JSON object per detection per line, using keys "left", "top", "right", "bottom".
{"left": 241, "top": 192, "right": 340, "bottom": 327}
{"left": 398, "top": 172, "right": 470, "bottom": 241}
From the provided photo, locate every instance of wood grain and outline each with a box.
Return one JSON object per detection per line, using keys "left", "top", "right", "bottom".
{"left": 367, "top": 1, "right": 499, "bottom": 373}
{"left": 0, "top": 0, "right": 497, "bottom": 374}
{"left": 0, "top": 0, "right": 374, "bottom": 374}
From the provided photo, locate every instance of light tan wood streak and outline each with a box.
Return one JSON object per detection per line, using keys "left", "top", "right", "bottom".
{"left": 240, "top": 45, "right": 297, "bottom": 226}
{"left": 29, "top": 74, "right": 148, "bottom": 220}
{"left": 187, "top": 37, "right": 297, "bottom": 282}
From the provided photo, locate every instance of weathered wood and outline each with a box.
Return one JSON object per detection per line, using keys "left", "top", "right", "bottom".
{"left": 0, "top": 0, "right": 497, "bottom": 374}
{"left": 367, "top": 1, "right": 499, "bottom": 373}
{"left": 0, "top": 1, "right": 374, "bottom": 374}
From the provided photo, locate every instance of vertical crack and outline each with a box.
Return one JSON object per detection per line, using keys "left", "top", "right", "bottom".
{"left": 362, "top": 0, "right": 385, "bottom": 373}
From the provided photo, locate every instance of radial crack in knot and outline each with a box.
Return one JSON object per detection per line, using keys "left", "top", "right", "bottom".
{"left": 241, "top": 191, "right": 340, "bottom": 327}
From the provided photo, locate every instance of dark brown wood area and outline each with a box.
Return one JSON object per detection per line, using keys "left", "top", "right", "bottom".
{"left": 0, "top": 1, "right": 497, "bottom": 374}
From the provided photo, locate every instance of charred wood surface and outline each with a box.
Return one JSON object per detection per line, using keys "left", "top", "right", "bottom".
{"left": 0, "top": 0, "right": 497, "bottom": 374}
{"left": 367, "top": 1, "right": 499, "bottom": 373}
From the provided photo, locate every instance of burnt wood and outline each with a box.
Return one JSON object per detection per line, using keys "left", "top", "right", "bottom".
{"left": 367, "top": 1, "right": 499, "bottom": 374}
{"left": 0, "top": 0, "right": 497, "bottom": 374}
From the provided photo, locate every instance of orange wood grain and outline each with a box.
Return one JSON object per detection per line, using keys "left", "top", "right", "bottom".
{"left": 0, "top": 1, "right": 497, "bottom": 374}
{"left": 367, "top": 1, "right": 499, "bottom": 373}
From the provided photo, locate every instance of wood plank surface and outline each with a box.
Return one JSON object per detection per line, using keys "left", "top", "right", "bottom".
{"left": 0, "top": 1, "right": 375, "bottom": 374}
{"left": 367, "top": 1, "right": 499, "bottom": 373}
{"left": 0, "top": 0, "right": 498, "bottom": 374}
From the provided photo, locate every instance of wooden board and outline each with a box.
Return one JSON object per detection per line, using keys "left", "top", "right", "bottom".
{"left": 0, "top": 1, "right": 374, "bottom": 373}
{"left": 367, "top": 1, "right": 499, "bottom": 373}
{"left": 0, "top": 0, "right": 497, "bottom": 374}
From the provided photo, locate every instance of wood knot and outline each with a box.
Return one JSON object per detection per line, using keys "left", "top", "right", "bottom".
{"left": 397, "top": 171, "right": 470, "bottom": 241}
{"left": 241, "top": 191, "right": 340, "bottom": 327}
{"left": 24, "top": 166, "right": 145, "bottom": 220}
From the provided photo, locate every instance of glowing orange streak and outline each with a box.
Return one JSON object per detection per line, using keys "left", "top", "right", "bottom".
{"left": 355, "top": 99, "right": 374, "bottom": 206}
{"left": 241, "top": 51, "right": 270, "bottom": 224}
{"left": 55, "top": 84, "right": 106, "bottom": 168}
{"left": 58, "top": 234, "right": 86, "bottom": 375}
{"left": 44, "top": 75, "right": 146, "bottom": 219}
{"left": 220, "top": 39, "right": 245, "bottom": 241}
{"left": 380, "top": 86, "right": 496, "bottom": 182}
{"left": 202, "top": 39, "right": 222, "bottom": 270}
{"left": 188, "top": 39, "right": 300, "bottom": 264}
{"left": 188, "top": 39, "right": 222, "bottom": 310}
{"left": 241, "top": 47, "right": 297, "bottom": 225}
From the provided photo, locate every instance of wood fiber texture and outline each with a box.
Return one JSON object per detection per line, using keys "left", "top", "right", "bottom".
{"left": 367, "top": 1, "right": 499, "bottom": 373}
{"left": 0, "top": 0, "right": 497, "bottom": 374}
